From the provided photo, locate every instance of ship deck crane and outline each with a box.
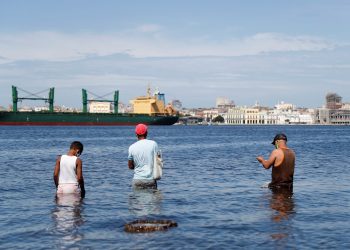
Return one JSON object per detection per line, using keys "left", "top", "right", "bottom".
{"left": 12, "top": 85, "right": 54, "bottom": 112}
{"left": 82, "top": 89, "right": 119, "bottom": 114}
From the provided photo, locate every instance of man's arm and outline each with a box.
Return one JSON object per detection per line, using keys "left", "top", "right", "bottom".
{"left": 128, "top": 160, "right": 135, "bottom": 169}
{"left": 53, "top": 156, "right": 61, "bottom": 188}
{"left": 256, "top": 149, "right": 279, "bottom": 169}
{"left": 76, "top": 158, "right": 85, "bottom": 197}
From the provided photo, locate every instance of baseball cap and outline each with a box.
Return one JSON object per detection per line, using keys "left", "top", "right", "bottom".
{"left": 135, "top": 124, "right": 148, "bottom": 135}
{"left": 271, "top": 133, "right": 287, "bottom": 145}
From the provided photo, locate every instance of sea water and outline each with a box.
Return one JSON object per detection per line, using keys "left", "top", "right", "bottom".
{"left": 0, "top": 125, "right": 349, "bottom": 249}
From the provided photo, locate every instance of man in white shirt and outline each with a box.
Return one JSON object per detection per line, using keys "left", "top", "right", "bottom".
{"left": 128, "top": 124, "right": 160, "bottom": 189}
{"left": 54, "top": 141, "right": 85, "bottom": 197}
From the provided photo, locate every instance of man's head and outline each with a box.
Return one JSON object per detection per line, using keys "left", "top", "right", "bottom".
{"left": 70, "top": 141, "right": 84, "bottom": 156}
{"left": 271, "top": 133, "right": 287, "bottom": 145}
{"left": 135, "top": 124, "right": 148, "bottom": 138}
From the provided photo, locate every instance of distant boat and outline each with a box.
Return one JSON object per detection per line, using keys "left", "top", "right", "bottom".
{"left": 0, "top": 86, "right": 179, "bottom": 126}
{"left": 0, "top": 111, "right": 178, "bottom": 126}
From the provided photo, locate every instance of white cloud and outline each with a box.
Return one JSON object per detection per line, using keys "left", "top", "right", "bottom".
{"left": 0, "top": 31, "right": 337, "bottom": 63}
{"left": 246, "top": 33, "right": 335, "bottom": 52}
{"left": 309, "top": 64, "right": 350, "bottom": 69}
{"left": 136, "top": 24, "right": 162, "bottom": 33}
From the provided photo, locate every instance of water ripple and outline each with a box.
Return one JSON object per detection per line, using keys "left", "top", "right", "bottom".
{"left": 0, "top": 125, "right": 349, "bottom": 249}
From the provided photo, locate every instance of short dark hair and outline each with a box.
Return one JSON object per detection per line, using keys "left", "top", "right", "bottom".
{"left": 137, "top": 131, "right": 147, "bottom": 139}
{"left": 70, "top": 141, "right": 84, "bottom": 154}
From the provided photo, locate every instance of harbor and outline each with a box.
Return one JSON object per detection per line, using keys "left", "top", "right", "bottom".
{"left": 1, "top": 1, "right": 350, "bottom": 249}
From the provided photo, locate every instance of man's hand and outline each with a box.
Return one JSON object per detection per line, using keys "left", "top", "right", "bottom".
{"left": 256, "top": 156, "right": 264, "bottom": 163}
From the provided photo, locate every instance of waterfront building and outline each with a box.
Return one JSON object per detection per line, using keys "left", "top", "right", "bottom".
{"left": 226, "top": 105, "right": 313, "bottom": 125}
{"left": 298, "top": 110, "right": 315, "bottom": 124}
{"left": 315, "top": 93, "right": 350, "bottom": 125}
{"left": 315, "top": 108, "right": 350, "bottom": 125}
{"left": 273, "top": 110, "right": 307, "bottom": 124}
{"left": 245, "top": 108, "right": 262, "bottom": 124}
{"left": 203, "top": 109, "right": 219, "bottom": 122}
{"left": 261, "top": 110, "right": 279, "bottom": 125}
{"left": 226, "top": 107, "right": 268, "bottom": 125}
{"left": 226, "top": 107, "right": 244, "bottom": 124}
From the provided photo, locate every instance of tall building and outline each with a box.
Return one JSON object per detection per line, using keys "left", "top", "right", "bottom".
{"left": 326, "top": 93, "right": 342, "bottom": 109}
{"left": 315, "top": 93, "right": 350, "bottom": 125}
{"left": 216, "top": 97, "right": 234, "bottom": 108}
{"left": 216, "top": 97, "right": 235, "bottom": 113}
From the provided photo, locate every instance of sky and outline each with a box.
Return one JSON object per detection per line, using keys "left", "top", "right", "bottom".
{"left": 0, "top": 0, "right": 349, "bottom": 109}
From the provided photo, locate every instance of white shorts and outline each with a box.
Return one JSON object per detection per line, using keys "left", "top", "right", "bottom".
{"left": 57, "top": 183, "right": 81, "bottom": 194}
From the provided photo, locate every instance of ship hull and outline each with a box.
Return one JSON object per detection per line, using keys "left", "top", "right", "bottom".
{"left": 0, "top": 111, "right": 179, "bottom": 126}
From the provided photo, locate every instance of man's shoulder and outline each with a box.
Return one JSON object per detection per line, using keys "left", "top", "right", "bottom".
{"left": 272, "top": 148, "right": 281, "bottom": 154}
{"left": 129, "top": 139, "right": 155, "bottom": 147}
{"left": 148, "top": 139, "right": 158, "bottom": 148}
{"left": 286, "top": 148, "right": 296, "bottom": 157}
{"left": 147, "top": 139, "right": 157, "bottom": 144}
{"left": 129, "top": 141, "right": 139, "bottom": 150}
{"left": 281, "top": 147, "right": 295, "bottom": 154}
{"left": 141, "top": 139, "right": 157, "bottom": 145}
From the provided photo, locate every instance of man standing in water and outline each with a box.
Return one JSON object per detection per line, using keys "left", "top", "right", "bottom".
{"left": 256, "top": 133, "right": 295, "bottom": 189}
{"left": 128, "top": 124, "right": 160, "bottom": 189}
{"left": 53, "top": 141, "right": 85, "bottom": 197}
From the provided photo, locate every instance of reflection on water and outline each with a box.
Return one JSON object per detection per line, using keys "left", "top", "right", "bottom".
{"left": 268, "top": 187, "right": 295, "bottom": 241}
{"left": 128, "top": 188, "right": 163, "bottom": 217}
{"left": 52, "top": 194, "right": 84, "bottom": 248}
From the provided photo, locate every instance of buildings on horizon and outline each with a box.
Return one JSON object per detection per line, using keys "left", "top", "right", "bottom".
{"left": 178, "top": 93, "right": 350, "bottom": 125}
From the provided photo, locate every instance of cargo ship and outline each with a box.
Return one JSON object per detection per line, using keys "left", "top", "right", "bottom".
{"left": 0, "top": 86, "right": 179, "bottom": 126}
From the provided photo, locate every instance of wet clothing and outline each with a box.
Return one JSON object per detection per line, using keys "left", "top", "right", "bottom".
{"left": 132, "top": 179, "right": 157, "bottom": 189}
{"left": 57, "top": 183, "right": 81, "bottom": 194}
{"left": 269, "top": 148, "right": 295, "bottom": 188}
{"left": 57, "top": 155, "right": 80, "bottom": 194}
{"left": 128, "top": 139, "right": 159, "bottom": 181}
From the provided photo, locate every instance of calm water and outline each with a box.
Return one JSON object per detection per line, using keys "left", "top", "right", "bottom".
{"left": 0, "top": 125, "right": 349, "bottom": 249}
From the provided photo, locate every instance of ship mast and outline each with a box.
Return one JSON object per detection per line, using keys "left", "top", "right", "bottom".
{"left": 82, "top": 89, "right": 119, "bottom": 114}
{"left": 11, "top": 86, "right": 55, "bottom": 112}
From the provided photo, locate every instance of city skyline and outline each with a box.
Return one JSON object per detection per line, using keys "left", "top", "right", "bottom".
{"left": 0, "top": 0, "right": 350, "bottom": 108}
{"left": 1, "top": 88, "right": 346, "bottom": 111}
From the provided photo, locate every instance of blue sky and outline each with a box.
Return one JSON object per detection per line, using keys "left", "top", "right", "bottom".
{"left": 0, "top": 0, "right": 349, "bottom": 108}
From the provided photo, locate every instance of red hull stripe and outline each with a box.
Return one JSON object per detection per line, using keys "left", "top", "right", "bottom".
{"left": 0, "top": 122, "right": 151, "bottom": 126}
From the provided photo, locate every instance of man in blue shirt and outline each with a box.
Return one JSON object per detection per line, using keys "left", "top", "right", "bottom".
{"left": 128, "top": 124, "right": 160, "bottom": 189}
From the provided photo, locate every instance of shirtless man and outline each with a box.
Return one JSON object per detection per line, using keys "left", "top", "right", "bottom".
{"left": 257, "top": 133, "right": 295, "bottom": 189}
